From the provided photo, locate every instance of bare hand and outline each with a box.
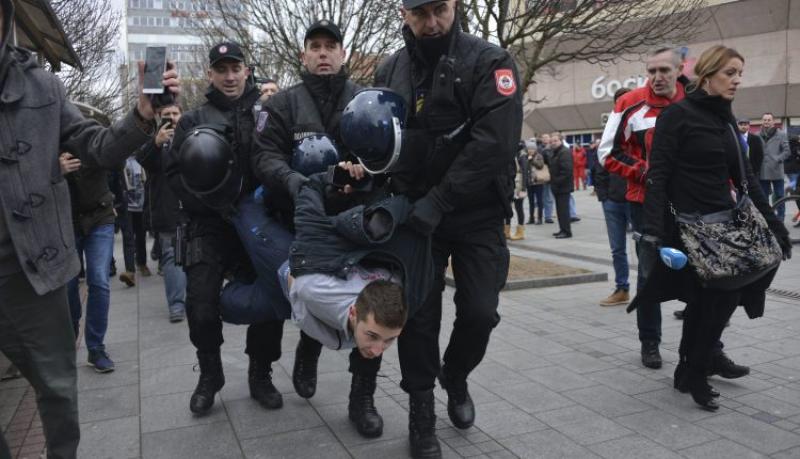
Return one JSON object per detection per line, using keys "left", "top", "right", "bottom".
{"left": 155, "top": 125, "right": 175, "bottom": 147}
{"left": 59, "top": 153, "right": 81, "bottom": 175}
{"left": 337, "top": 161, "right": 366, "bottom": 181}
{"left": 136, "top": 61, "right": 180, "bottom": 120}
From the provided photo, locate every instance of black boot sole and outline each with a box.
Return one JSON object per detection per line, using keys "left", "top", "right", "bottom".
{"left": 348, "top": 412, "right": 383, "bottom": 438}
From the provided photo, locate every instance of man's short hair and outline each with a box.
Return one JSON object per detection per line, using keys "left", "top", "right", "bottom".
{"left": 355, "top": 280, "right": 407, "bottom": 329}
{"left": 763, "top": 112, "right": 774, "bottom": 118}
{"left": 648, "top": 46, "right": 683, "bottom": 67}
{"left": 158, "top": 103, "right": 181, "bottom": 113}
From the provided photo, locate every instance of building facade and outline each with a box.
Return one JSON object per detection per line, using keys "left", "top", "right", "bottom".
{"left": 522, "top": 0, "right": 800, "bottom": 143}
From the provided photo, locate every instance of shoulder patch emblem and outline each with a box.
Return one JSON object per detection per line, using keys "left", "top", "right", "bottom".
{"left": 495, "top": 69, "right": 516, "bottom": 96}
{"left": 256, "top": 111, "right": 269, "bottom": 133}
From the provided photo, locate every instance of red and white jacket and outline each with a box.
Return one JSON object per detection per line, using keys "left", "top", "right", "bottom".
{"left": 597, "top": 76, "right": 688, "bottom": 203}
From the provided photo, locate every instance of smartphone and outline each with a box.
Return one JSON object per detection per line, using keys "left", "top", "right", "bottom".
{"left": 159, "top": 118, "right": 173, "bottom": 130}
{"left": 143, "top": 46, "right": 167, "bottom": 94}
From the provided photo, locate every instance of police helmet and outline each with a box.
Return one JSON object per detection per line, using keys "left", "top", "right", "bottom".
{"left": 340, "top": 88, "right": 406, "bottom": 174}
{"left": 178, "top": 126, "right": 242, "bottom": 212}
{"left": 291, "top": 134, "right": 340, "bottom": 176}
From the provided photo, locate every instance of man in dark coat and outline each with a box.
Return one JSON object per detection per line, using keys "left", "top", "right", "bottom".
{"left": 738, "top": 118, "right": 764, "bottom": 176}
{"left": 547, "top": 132, "right": 574, "bottom": 238}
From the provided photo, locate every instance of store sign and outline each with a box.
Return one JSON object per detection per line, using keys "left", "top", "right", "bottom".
{"left": 591, "top": 75, "right": 647, "bottom": 100}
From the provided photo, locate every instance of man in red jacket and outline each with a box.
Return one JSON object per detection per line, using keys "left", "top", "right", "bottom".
{"left": 597, "top": 47, "right": 749, "bottom": 380}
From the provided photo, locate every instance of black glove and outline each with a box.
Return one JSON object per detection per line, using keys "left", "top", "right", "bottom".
{"left": 408, "top": 189, "right": 452, "bottom": 236}
{"left": 767, "top": 220, "right": 792, "bottom": 260}
{"left": 778, "top": 233, "right": 792, "bottom": 260}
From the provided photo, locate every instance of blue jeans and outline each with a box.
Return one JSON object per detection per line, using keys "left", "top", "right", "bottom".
{"left": 602, "top": 200, "right": 630, "bottom": 291}
{"left": 527, "top": 185, "right": 544, "bottom": 219}
{"left": 760, "top": 179, "right": 785, "bottom": 220}
{"left": 158, "top": 232, "right": 186, "bottom": 315}
{"left": 543, "top": 184, "right": 553, "bottom": 219}
{"left": 219, "top": 195, "right": 293, "bottom": 324}
{"left": 68, "top": 223, "right": 114, "bottom": 351}
{"left": 788, "top": 173, "right": 799, "bottom": 191}
{"left": 629, "top": 203, "right": 661, "bottom": 344}
{"left": 569, "top": 194, "right": 577, "bottom": 218}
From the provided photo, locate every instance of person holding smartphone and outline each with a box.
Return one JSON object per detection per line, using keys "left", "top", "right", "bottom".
{"left": 0, "top": 0, "right": 179, "bottom": 456}
{"left": 136, "top": 104, "right": 186, "bottom": 323}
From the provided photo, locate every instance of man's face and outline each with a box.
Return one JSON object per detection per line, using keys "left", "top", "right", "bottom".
{"left": 302, "top": 33, "right": 345, "bottom": 76}
{"left": 646, "top": 51, "right": 683, "bottom": 98}
{"left": 540, "top": 134, "right": 550, "bottom": 145}
{"left": 401, "top": 0, "right": 457, "bottom": 39}
{"left": 762, "top": 114, "right": 775, "bottom": 129}
{"left": 159, "top": 105, "right": 181, "bottom": 126}
{"left": 549, "top": 133, "right": 562, "bottom": 148}
{"left": 259, "top": 82, "right": 279, "bottom": 102}
{"left": 207, "top": 59, "right": 250, "bottom": 100}
{"left": 349, "top": 310, "right": 402, "bottom": 359}
{"left": 738, "top": 121, "right": 750, "bottom": 134}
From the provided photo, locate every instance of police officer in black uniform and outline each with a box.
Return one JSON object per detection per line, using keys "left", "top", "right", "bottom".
{"left": 251, "top": 21, "right": 385, "bottom": 439}
{"left": 374, "top": 1, "right": 523, "bottom": 457}
{"left": 166, "top": 42, "right": 285, "bottom": 416}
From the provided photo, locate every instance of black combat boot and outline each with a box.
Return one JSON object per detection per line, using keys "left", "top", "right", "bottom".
{"left": 189, "top": 351, "right": 225, "bottom": 415}
{"left": 248, "top": 357, "right": 283, "bottom": 409}
{"left": 292, "top": 332, "right": 321, "bottom": 398}
{"left": 438, "top": 367, "right": 475, "bottom": 429}
{"left": 348, "top": 373, "right": 383, "bottom": 438}
{"left": 708, "top": 352, "right": 750, "bottom": 379}
{"left": 408, "top": 389, "right": 441, "bottom": 459}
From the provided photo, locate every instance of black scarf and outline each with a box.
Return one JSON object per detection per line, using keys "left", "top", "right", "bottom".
{"left": 761, "top": 126, "right": 777, "bottom": 141}
{"left": 301, "top": 69, "right": 348, "bottom": 128}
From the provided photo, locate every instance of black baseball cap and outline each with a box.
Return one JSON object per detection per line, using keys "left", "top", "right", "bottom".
{"left": 403, "top": 0, "right": 441, "bottom": 8}
{"left": 209, "top": 42, "right": 245, "bottom": 66}
{"left": 304, "top": 19, "right": 343, "bottom": 43}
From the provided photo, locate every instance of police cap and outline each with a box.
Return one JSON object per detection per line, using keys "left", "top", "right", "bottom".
{"left": 403, "top": 0, "right": 441, "bottom": 8}
{"left": 304, "top": 20, "right": 343, "bottom": 44}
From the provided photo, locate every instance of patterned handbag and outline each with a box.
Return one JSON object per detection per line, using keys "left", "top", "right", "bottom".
{"left": 670, "top": 125, "right": 783, "bottom": 290}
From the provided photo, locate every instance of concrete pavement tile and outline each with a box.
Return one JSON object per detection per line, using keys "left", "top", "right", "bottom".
{"left": 534, "top": 404, "right": 599, "bottom": 428}
{"left": 678, "top": 438, "right": 766, "bottom": 458}
{"left": 77, "top": 363, "right": 140, "bottom": 392}
{"left": 502, "top": 429, "right": 598, "bottom": 458}
{"left": 708, "top": 376, "right": 776, "bottom": 398}
{"left": 562, "top": 385, "right": 652, "bottom": 418}
{"left": 139, "top": 324, "right": 192, "bottom": 350}
{"left": 549, "top": 331, "right": 598, "bottom": 346}
{"left": 773, "top": 419, "right": 798, "bottom": 430}
{"left": 346, "top": 436, "right": 460, "bottom": 459}
{"left": 77, "top": 385, "right": 140, "bottom": 424}
{"left": 492, "top": 381, "right": 575, "bottom": 414}
{"left": 579, "top": 340, "right": 628, "bottom": 356}
{"left": 772, "top": 445, "right": 800, "bottom": 458}
{"left": 701, "top": 412, "right": 800, "bottom": 454}
{"left": 218, "top": 365, "right": 293, "bottom": 402}
{"left": 474, "top": 440, "right": 504, "bottom": 454}
{"left": 543, "top": 351, "right": 616, "bottom": 375}
{"left": 471, "top": 400, "right": 547, "bottom": 439}
{"left": 315, "top": 396, "right": 407, "bottom": 446}
{"left": 615, "top": 410, "right": 719, "bottom": 450}
{"left": 717, "top": 346, "right": 784, "bottom": 366}
{"left": 486, "top": 349, "right": 552, "bottom": 371}
{"left": 751, "top": 411, "right": 781, "bottom": 423}
{"left": 589, "top": 435, "right": 683, "bottom": 459}
{"left": 469, "top": 361, "right": 531, "bottom": 388}
{"left": 78, "top": 416, "right": 139, "bottom": 459}
{"left": 239, "top": 426, "right": 349, "bottom": 459}
{"left": 275, "top": 347, "right": 348, "bottom": 377}
{"left": 140, "top": 391, "right": 228, "bottom": 433}
{"left": 633, "top": 388, "right": 725, "bottom": 422}
{"left": 77, "top": 340, "right": 140, "bottom": 365}
{"left": 226, "top": 393, "right": 324, "bottom": 440}
{"left": 735, "top": 392, "right": 800, "bottom": 418}
{"left": 737, "top": 406, "right": 760, "bottom": 416}
{"left": 141, "top": 421, "right": 242, "bottom": 459}
{"left": 752, "top": 338, "right": 800, "bottom": 357}
{"left": 306, "top": 371, "right": 365, "bottom": 408}
{"left": 585, "top": 368, "right": 668, "bottom": 395}
{"left": 554, "top": 416, "right": 632, "bottom": 446}
{"left": 103, "top": 326, "right": 140, "bottom": 346}
{"left": 738, "top": 326, "right": 797, "bottom": 342}
{"left": 139, "top": 364, "right": 198, "bottom": 398}
{"left": 512, "top": 336, "right": 573, "bottom": 356}
{"left": 762, "top": 385, "right": 800, "bottom": 406}
{"left": 521, "top": 366, "right": 596, "bottom": 392}
{"left": 139, "top": 343, "right": 197, "bottom": 370}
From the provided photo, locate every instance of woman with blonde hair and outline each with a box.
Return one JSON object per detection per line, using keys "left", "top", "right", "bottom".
{"left": 631, "top": 45, "right": 792, "bottom": 410}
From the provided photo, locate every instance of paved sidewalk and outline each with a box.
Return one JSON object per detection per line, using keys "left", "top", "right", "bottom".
{"left": 3, "top": 189, "right": 800, "bottom": 458}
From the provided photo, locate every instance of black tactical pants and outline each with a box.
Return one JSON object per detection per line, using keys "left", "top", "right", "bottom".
{"left": 398, "top": 208, "right": 509, "bottom": 392}
{"left": 184, "top": 217, "right": 284, "bottom": 362}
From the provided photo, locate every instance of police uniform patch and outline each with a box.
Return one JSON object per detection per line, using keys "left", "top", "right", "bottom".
{"left": 218, "top": 45, "right": 228, "bottom": 54}
{"left": 494, "top": 69, "right": 516, "bottom": 96}
{"left": 256, "top": 111, "right": 269, "bottom": 133}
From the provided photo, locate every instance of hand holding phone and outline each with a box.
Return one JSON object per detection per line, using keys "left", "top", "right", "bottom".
{"left": 136, "top": 50, "right": 180, "bottom": 120}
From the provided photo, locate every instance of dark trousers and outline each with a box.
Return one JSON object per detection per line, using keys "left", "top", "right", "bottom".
{"left": 629, "top": 203, "right": 662, "bottom": 343}
{"left": 298, "top": 331, "right": 382, "bottom": 377}
{"left": 0, "top": 272, "right": 79, "bottom": 459}
{"left": 131, "top": 211, "right": 147, "bottom": 267}
{"left": 184, "top": 218, "right": 284, "bottom": 362}
{"left": 398, "top": 210, "right": 508, "bottom": 392}
{"left": 505, "top": 198, "right": 524, "bottom": 225}
{"left": 527, "top": 185, "right": 544, "bottom": 221}
{"left": 118, "top": 209, "right": 136, "bottom": 272}
{"left": 554, "top": 192, "right": 572, "bottom": 235}
{"left": 679, "top": 288, "right": 740, "bottom": 372}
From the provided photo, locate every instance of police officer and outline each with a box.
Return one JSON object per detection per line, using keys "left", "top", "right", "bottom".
{"left": 374, "top": 1, "right": 523, "bottom": 457}
{"left": 252, "top": 21, "right": 386, "bottom": 439}
{"left": 166, "top": 42, "right": 284, "bottom": 416}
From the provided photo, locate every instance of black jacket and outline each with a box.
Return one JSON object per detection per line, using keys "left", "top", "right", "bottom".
{"left": 290, "top": 174, "right": 433, "bottom": 315}
{"left": 746, "top": 133, "right": 765, "bottom": 178}
{"left": 547, "top": 145, "right": 574, "bottom": 194}
{"left": 593, "top": 163, "right": 627, "bottom": 203}
{"left": 137, "top": 139, "right": 180, "bottom": 232}
{"left": 374, "top": 23, "right": 523, "bottom": 219}
{"left": 252, "top": 71, "right": 359, "bottom": 211}
{"left": 167, "top": 84, "right": 260, "bottom": 218}
{"left": 632, "top": 89, "right": 790, "bottom": 317}
{"left": 66, "top": 166, "right": 115, "bottom": 237}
